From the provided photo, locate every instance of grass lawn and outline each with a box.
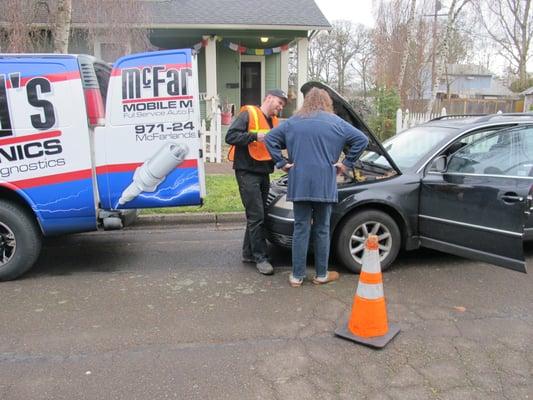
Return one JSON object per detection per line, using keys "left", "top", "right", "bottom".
{"left": 141, "top": 172, "right": 284, "bottom": 214}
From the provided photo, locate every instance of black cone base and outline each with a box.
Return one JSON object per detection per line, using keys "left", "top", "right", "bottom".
{"left": 335, "top": 320, "right": 400, "bottom": 349}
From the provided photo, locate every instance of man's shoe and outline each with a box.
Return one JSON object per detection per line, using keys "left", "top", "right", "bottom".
{"left": 312, "top": 271, "right": 340, "bottom": 285}
{"left": 242, "top": 256, "right": 255, "bottom": 263}
{"left": 256, "top": 260, "right": 274, "bottom": 275}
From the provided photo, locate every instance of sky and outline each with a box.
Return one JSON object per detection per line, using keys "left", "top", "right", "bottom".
{"left": 312, "top": 0, "right": 531, "bottom": 77}
{"left": 313, "top": 0, "right": 375, "bottom": 27}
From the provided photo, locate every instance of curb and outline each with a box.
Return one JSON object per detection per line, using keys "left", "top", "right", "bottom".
{"left": 135, "top": 212, "right": 246, "bottom": 228}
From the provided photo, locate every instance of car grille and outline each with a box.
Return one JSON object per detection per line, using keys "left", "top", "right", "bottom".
{"left": 266, "top": 192, "right": 278, "bottom": 207}
{"left": 266, "top": 231, "right": 292, "bottom": 247}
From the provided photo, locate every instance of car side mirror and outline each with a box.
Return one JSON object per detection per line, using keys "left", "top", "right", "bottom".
{"left": 429, "top": 155, "right": 447, "bottom": 173}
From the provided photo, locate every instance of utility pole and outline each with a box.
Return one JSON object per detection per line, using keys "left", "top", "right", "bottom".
{"left": 424, "top": 0, "right": 446, "bottom": 111}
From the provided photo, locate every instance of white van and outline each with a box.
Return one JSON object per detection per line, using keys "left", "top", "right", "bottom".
{"left": 0, "top": 49, "right": 205, "bottom": 280}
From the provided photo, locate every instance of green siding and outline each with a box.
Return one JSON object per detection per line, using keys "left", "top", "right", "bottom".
{"left": 265, "top": 53, "right": 280, "bottom": 92}
{"left": 216, "top": 45, "right": 241, "bottom": 113}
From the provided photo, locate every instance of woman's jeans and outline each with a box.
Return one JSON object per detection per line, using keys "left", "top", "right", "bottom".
{"left": 292, "top": 201, "right": 333, "bottom": 279}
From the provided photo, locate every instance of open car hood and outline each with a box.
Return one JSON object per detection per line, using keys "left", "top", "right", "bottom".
{"left": 301, "top": 82, "right": 402, "bottom": 175}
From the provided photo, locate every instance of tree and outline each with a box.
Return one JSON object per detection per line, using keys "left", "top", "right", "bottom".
{"left": 510, "top": 76, "right": 533, "bottom": 92}
{"left": 53, "top": 0, "right": 72, "bottom": 53}
{"left": 1, "top": 0, "right": 52, "bottom": 52}
{"left": 308, "top": 31, "right": 335, "bottom": 83}
{"left": 76, "top": 0, "right": 152, "bottom": 57}
{"left": 1, "top": 0, "right": 151, "bottom": 57}
{"left": 330, "top": 21, "right": 369, "bottom": 94}
{"left": 351, "top": 29, "right": 375, "bottom": 98}
{"left": 307, "top": 21, "right": 372, "bottom": 95}
{"left": 368, "top": 86, "right": 401, "bottom": 140}
{"left": 398, "top": 0, "right": 418, "bottom": 90}
{"left": 474, "top": 0, "right": 532, "bottom": 86}
{"left": 373, "top": 0, "right": 434, "bottom": 104}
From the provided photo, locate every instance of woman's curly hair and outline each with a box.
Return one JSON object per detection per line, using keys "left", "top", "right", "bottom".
{"left": 295, "top": 87, "right": 334, "bottom": 116}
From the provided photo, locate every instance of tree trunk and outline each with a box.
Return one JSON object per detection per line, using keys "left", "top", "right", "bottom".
{"left": 398, "top": 0, "right": 417, "bottom": 97}
{"left": 518, "top": 0, "right": 531, "bottom": 86}
{"left": 53, "top": 0, "right": 72, "bottom": 53}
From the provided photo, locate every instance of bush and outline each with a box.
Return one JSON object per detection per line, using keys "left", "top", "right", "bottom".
{"left": 510, "top": 77, "right": 533, "bottom": 93}
{"left": 367, "top": 87, "right": 400, "bottom": 141}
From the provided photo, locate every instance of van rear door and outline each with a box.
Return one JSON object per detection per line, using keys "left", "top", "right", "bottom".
{"left": 0, "top": 55, "right": 97, "bottom": 234}
{"left": 94, "top": 49, "right": 205, "bottom": 209}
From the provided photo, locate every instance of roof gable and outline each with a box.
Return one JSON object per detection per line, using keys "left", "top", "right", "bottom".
{"left": 72, "top": 0, "right": 331, "bottom": 29}
{"left": 446, "top": 64, "right": 493, "bottom": 77}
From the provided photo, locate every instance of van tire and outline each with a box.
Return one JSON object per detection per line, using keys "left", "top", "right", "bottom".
{"left": 0, "top": 200, "right": 42, "bottom": 281}
{"left": 335, "top": 210, "right": 400, "bottom": 273}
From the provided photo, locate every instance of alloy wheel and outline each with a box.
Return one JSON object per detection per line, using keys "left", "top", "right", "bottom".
{"left": 0, "top": 222, "right": 16, "bottom": 266}
{"left": 349, "top": 220, "right": 392, "bottom": 265}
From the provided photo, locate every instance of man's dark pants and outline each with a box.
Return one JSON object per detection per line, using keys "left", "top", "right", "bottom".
{"left": 235, "top": 170, "right": 270, "bottom": 263}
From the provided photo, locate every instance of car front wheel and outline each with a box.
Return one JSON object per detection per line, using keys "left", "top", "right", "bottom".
{"left": 335, "top": 209, "right": 401, "bottom": 273}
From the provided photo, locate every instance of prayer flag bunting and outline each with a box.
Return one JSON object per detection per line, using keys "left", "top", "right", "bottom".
{"left": 192, "top": 36, "right": 292, "bottom": 55}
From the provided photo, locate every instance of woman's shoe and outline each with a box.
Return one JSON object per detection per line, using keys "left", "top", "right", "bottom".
{"left": 289, "top": 274, "right": 304, "bottom": 288}
{"left": 312, "top": 271, "right": 340, "bottom": 285}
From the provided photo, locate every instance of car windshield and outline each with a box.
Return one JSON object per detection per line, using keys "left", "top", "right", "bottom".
{"left": 361, "top": 126, "right": 458, "bottom": 170}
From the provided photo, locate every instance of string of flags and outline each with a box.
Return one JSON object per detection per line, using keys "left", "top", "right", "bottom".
{"left": 192, "top": 36, "right": 290, "bottom": 55}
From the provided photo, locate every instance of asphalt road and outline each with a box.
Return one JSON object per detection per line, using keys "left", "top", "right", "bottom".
{"left": 1, "top": 223, "right": 532, "bottom": 400}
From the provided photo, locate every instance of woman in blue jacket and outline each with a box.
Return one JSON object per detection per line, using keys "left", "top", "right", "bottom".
{"left": 266, "top": 88, "right": 368, "bottom": 287}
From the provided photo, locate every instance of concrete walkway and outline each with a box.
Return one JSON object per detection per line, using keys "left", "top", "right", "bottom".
{"left": 205, "top": 161, "right": 234, "bottom": 175}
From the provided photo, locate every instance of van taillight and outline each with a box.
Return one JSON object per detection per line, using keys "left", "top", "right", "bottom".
{"left": 78, "top": 55, "right": 106, "bottom": 127}
{"left": 84, "top": 88, "right": 105, "bottom": 126}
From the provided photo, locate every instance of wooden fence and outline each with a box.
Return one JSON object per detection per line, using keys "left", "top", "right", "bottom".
{"left": 396, "top": 108, "right": 446, "bottom": 133}
{"left": 403, "top": 99, "right": 520, "bottom": 114}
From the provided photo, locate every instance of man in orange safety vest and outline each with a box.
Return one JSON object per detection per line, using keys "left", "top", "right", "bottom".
{"left": 225, "top": 89, "right": 288, "bottom": 275}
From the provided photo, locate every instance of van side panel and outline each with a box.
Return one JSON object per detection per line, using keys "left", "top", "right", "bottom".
{"left": 0, "top": 56, "right": 97, "bottom": 235}
{"left": 94, "top": 49, "right": 203, "bottom": 209}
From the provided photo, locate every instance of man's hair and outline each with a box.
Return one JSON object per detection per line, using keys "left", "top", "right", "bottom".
{"left": 295, "top": 87, "right": 333, "bottom": 116}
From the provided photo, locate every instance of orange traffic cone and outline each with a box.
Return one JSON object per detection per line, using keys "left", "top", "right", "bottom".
{"left": 335, "top": 234, "right": 400, "bottom": 348}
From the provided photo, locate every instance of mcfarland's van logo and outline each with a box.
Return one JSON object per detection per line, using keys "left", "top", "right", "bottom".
{"left": 0, "top": 74, "right": 56, "bottom": 137}
{"left": 121, "top": 65, "right": 193, "bottom": 113}
{"left": 0, "top": 73, "right": 65, "bottom": 178}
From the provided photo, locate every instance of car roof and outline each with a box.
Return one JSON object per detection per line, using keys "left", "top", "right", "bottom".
{"left": 422, "top": 113, "right": 533, "bottom": 130}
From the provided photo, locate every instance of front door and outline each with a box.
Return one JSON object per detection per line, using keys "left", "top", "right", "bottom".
{"left": 419, "top": 125, "right": 533, "bottom": 273}
{"left": 241, "top": 62, "right": 261, "bottom": 106}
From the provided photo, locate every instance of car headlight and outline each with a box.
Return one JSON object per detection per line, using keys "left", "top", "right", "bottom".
{"left": 274, "top": 194, "right": 293, "bottom": 210}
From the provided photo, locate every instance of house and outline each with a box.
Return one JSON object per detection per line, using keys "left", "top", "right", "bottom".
{"left": 420, "top": 64, "right": 515, "bottom": 100}
{"left": 1, "top": 0, "right": 330, "bottom": 118}
{"left": 522, "top": 87, "right": 533, "bottom": 112}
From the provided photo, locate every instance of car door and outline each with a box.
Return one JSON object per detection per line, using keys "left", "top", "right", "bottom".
{"left": 418, "top": 125, "right": 533, "bottom": 272}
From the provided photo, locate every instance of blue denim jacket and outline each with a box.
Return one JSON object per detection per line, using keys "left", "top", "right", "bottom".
{"left": 265, "top": 111, "right": 368, "bottom": 202}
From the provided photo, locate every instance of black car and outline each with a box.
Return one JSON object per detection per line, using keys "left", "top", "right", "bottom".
{"left": 265, "top": 82, "right": 533, "bottom": 274}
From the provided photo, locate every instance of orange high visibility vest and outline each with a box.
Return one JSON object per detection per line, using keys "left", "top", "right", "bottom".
{"left": 228, "top": 105, "right": 278, "bottom": 162}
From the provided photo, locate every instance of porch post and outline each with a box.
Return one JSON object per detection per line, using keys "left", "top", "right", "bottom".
{"left": 296, "top": 37, "right": 308, "bottom": 108}
{"left": 280, "top": 48, "right": 289, "bottom": 96}
{"left": 204, "top": 35, "right": 218, "bottom": 112}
